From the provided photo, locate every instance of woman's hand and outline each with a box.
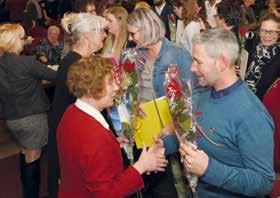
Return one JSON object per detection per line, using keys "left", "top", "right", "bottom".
{"left": 179, "top": 143, "right": 209, "bottom": 176}
{"left": 137, "top": 103, "right": 146, "bottom": 118}
{"left": 161, "top": 122, "right": 174, "bottom": 136}
{"left": 39, "top": 55, "right": 48, "bottom": 63}
{"left": 116, "top": 136, "right": 129, "bottom": 148}
{"left": 133, "top": 138, "right": 168, "bottom": 174}
{"left": 234, "top": 65, "right": 241, "bottom": 77}
{"left": 24, "top": 36, "right": 34, "bottom": 45}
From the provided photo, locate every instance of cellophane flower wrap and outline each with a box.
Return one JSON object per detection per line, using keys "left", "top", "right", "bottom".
{"left": 164, "top": 65, "right": 198, "bottom": 194}
{"left": 110, "top": 48, "right": 142, "bottom": 164}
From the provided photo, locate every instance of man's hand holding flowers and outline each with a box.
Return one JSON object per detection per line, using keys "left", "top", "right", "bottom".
{"left": 179, "top": 143, "right": 209, "bottom": 177}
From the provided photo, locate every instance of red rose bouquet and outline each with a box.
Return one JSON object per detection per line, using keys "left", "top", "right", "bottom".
{"left": 111, "top": 48, "right": 143, "bottom": 164}
{"left": 164, "top": 65, "right": 198, "bottom": 194}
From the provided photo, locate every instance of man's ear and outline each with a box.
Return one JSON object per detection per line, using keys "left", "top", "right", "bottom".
{"left": 217, "top": 54, "right": 229, "bottom": 72}
{"left": 83, "top": 32, "right": 91, "bottom": 41}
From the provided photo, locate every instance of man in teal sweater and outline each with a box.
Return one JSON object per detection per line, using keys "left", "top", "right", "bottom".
{"left": 179, "top": 28, "right": 275, "bottom": 197}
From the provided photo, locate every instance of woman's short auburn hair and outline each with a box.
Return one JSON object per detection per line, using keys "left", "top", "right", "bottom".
{"left": 67, "top": 56, "right": 114, "bottom": 99}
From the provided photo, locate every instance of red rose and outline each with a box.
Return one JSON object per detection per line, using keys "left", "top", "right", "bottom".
{"left": 123, "top": 60, "right": 135, "bottom": 73}
{"left": 113, "top": 64, "right": 123, "bottom": 87}
{"left": 166, "top": 79, "right": 182, "bottom": 99}
{"left": 168, "top": 14, "right": 175, "bottom": 24}
{"left": 239, "top": 27, "right": 249, "bottom": 38}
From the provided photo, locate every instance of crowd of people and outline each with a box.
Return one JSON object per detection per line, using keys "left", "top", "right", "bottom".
{"left": 0, "top": 0, "right": 279, "bottom": 198}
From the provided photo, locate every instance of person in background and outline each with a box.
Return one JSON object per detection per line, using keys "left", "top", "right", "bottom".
{"left": 24, "top": 0, "right": 45, "bottom": 29}
{"left": 179, "top": 0, "right": 207, "bottom": 55}
{"left": 179, "top": 28, "right": 275, "bottom": 197}
{"left": 47, "top": 13, "right": 108, "bottom": 198}
{"left": 269, "top": 0, "right": 280, "bottom": 17}
{"left": 205, "top": 0, "right": 221, "bottom": 28}
{"left": 0, "top": 23, "right": 56, "bottom": 198}
{"left": 36, "top": 25, "right": 63, "bottom": 66}
{"left": 245, "top": 13, "right": 280, "bottom": 100}
{"left": 97, "top": 0, "right": 118, "bottom": 16}
{"left": 74, "top": 0, "right": 97, "bottom": 15}
{"left": 240, "top": 0, "right": 258, "bottom": 30}
{"left": 102, "top": 6, "right": 129, "bottom": 62}
{"left": 214, "top": 0, "right": 242, "bottom": 36}
{"left": 127, "top": 8, "right": 193, "bottom": 197}
{"left": 135, "top": 1, "right": 151, "bottom": 10}
{"left": 57, "top": 56, "right": 168, "bottom": 197}
{"left": 152, "top": 0, "right": 173, "bottom": 40}
{"left": 121, "top": 0, "right": 136, "bottom": 13}
{"left": 169, "top": 0, "right": 185, "bottom": 44}
{"left": 57, "top": 0, "right": 75, "bottom": 18}
{"left": 260, "top": 0, "right": 280, "bottom": 19}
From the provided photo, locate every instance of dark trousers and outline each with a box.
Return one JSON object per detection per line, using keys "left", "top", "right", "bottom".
{"left": 132, "top": 148, "right": 178, "bottom": 198}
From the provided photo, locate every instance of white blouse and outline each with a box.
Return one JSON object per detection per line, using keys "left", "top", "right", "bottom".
{"left": 179, "top": 19, "right": 205, "bottom": 55}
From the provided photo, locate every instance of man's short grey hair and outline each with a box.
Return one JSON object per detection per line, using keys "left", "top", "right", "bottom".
{"left": 127, "top": 8, "right": 165, "bottom": 48}
{"left": 192, "top": 28, "right": 239, "bottom": 66}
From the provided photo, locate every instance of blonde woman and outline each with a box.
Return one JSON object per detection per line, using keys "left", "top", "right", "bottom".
{"left": 134, "top": 1, "right": 151, "bottom": 10}
{"left": 102, "top": 6, "right": 129, "bottom": 62}
{"left": 47, "top": 13, "right": 108, "bottom": 198}
{"left": 127, "top": 8, "right": 193, "bottom": 197}
{"left": 0, "top": 23, "right": 56, "bottom": 198}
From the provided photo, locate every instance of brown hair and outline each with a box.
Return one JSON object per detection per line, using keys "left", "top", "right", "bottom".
{"left": 67, "top": 56, "right": 114, "bottom": 99}
{"left": 74, "top": 0, "right": 96, "bottom": 13}
{"left": 182, "top": 0, "right": 206, "bottom": 26}
{"left": 260, "top": 12, "right": 280, "bottom": 25}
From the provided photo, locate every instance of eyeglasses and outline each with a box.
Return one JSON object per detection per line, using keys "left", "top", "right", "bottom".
{"left": 128, "top": 30, "right": 140, "bottom": 38}
{"left": 259, "top": 29, "right": 280, "bottom": 36}
{"left": 91, "top": 27, "right": 108, "bottom": 33}
{"left": 20, "top": 35, "right": 28, "bottom": 40}
{"left": 213, "top": 14, "right": 220, "bottom": 18}
{"left": 87, "top": 9, "right": 96, "bottom": 14}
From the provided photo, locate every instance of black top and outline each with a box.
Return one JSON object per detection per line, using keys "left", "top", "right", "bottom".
{"left": 246, "top": 44, "right": 280, "bottom": 100}
{"left": 48, "top": 51, "right": 118, "bottom": 135}
{"left": 153, "top": 3, "right": 174, "bottom": 40}
{"left": 255, "top": 55, "right": 280, "bottom": 100}
{"left": 0, "top": 52, "right": 57, "bottom": 120}
{"left": 48, "top": 51, "right": 82, "bottom": 132}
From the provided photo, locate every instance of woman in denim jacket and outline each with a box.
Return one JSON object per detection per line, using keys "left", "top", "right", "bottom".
{"left": 127, "top": 8, "right": 194, "bottom": 198}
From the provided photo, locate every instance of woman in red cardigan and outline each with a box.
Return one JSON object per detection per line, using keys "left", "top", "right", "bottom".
{"left": 56, "top": 56, "right": 168, "bottom": 198}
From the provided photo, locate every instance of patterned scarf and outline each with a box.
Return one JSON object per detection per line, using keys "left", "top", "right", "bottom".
{"left": 245, "top": 42, "right": 280, "bottom": 93}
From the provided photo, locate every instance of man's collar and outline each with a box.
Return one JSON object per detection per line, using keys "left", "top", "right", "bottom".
{"left": 211, "top": 79, "right": 243, "bottom": 99}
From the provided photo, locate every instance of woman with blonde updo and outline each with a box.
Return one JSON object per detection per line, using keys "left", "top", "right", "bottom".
{"left": 47, "top": 12, "right": 108, "bottom": 198}
{"left": 0, "top": 23, "right": 56, "bottom": 198}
